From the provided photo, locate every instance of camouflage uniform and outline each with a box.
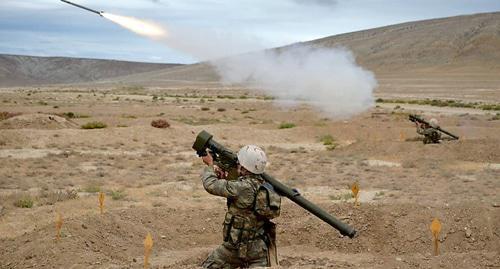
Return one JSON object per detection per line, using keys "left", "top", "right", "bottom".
{"left": 201, "top": 166, "right": 270, "bottom": 269}
{"left": 417, "top": 125, "right": 441, "bottom": 144}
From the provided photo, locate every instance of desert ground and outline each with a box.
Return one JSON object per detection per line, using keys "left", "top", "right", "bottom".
{"left": 0, "top": 75, "right": 499, "bottom": 269}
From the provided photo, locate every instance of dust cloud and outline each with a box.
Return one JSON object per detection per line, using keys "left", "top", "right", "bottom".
{"left": 213, "top": 45, "right": 377, "bottom": 118}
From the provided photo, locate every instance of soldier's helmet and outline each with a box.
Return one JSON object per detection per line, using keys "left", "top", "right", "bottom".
{"left": 429, "top": 118, "right": 439, "bottom": 128}
{"left": 237, "top": 145, "right": 267, "bottom": 174}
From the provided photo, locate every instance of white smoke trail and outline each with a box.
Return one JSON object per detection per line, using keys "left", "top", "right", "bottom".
{"left": 102, "top": 13, "right": 167, "bottom": 40}
{"left": 100, "top": 12, "right": 376, "bottom": 118}
{"left": 213, "top": 45, "right": 377, "bottom": 118}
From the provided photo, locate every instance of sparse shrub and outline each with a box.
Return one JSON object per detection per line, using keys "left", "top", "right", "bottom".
{"left": 151, "top": 119, "right": 170, "bottom": 128}
{"left": 201, "top": 107, "right": 210, "bottom": 111}
{"left": 217, "top": 108, "right": 226, "bottom": 112}
{"left": 81, "top": 121, "right": 107, "bottom": 129}
{"left": 110, "top": 190, "right": 126, "bottom": 200}
{"left": 61, "top": 112, "right": 90, "bottom": 119}
{"left": 319, "top": 134, "right": 335, "bottom": 145}
{"left": 62, "top": 112, "right": 75, "bottom": 118}
{"left": 319, "top": 135, "right": 338, "bottom": 150}
{"left": 279, "top": 122, "right": 296, "bottom": 129}
{"left": 117, "top": 124, "right": 128, "bottom": 127}
{"left": 14, "top": 197, "right": 34, "bottom": 208}
{"left": 375, "top": 98, "right": 384, "bottom": 103}
{"left": 0, "top": 112, "right": 21, "bottom": 121}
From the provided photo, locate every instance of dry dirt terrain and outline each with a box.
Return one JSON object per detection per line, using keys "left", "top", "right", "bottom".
{"left": 1, "top": 10, "right": 499, "bottom": 269}
{"left": 0, "top": 84, "right": 498, "bottom": 269}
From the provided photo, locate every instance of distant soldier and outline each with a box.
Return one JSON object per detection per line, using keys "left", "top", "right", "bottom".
{"left": 200, "top": 145, "right": 280, "bottom": 268}
{"left": 415, "top": 118, "right": 441, "bottom": 144}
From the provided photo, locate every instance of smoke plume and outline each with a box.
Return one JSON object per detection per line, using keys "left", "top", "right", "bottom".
{"left": 213, "top": 45, "right": 377, "bottom": 118}
{"left": 101, "top": 12, "right": 376, "bottom": 118}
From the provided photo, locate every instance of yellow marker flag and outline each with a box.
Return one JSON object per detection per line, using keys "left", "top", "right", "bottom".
{"left": 55, "top": 212, "right": 63, "bottom": 242}
{"left": 99, "top": 192, "right": 105, "bottom": 214}
{"left": 351, "top": 182, "right": 360, "bottom": 206}
{"left": 430, "top": 218, "right": 442, "bottom": 256}
{"left": 144, "top": 232, "right": 154, "bottom": 269}
{"left": 400, "top": 131, "right": 406, "bottom": 142}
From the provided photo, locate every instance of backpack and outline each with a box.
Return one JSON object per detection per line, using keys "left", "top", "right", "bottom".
{"left": 254, "top": 182, "right": 281, "bottom": 219}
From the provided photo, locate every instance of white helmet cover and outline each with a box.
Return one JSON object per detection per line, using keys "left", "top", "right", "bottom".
{"left": 429, "top": 118, "right": 439, "bottom": 128}
{"left": 237, "top": 145, "right": 267, "bottom": 174}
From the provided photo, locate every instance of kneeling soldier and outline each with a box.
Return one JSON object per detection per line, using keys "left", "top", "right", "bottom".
{"left": 200, "top": 145, "right": 280, "bottom": 268}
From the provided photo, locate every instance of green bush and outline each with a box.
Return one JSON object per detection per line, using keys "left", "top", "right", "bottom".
{"left": 81, "top": 121, "right": 107, "bottom": 129}
{"left": 110, "top": 190, "right": 126, "bottom": 200}
{"left": 279, "top": 122, "right": 296, "bottom": 129}
{"left": 319, "top": 134, "right": 335, "bottom": 145}
{"left": 14, "top": 197, "right": 34, "bottom": 208}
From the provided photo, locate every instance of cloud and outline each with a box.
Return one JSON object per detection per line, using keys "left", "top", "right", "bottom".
{"left": 291, "top": 0, "right": 337, "bottom": 8}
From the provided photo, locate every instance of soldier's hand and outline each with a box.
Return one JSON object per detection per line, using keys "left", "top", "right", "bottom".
{"left": 214, "top": 165, "right": 228, "bottom": 179}
{"left": 201, "top": 151, "right": 213, "bottom": 166}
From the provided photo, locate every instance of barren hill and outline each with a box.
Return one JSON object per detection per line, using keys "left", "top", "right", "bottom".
{"left": 307, "top": 11, "right": 500, "bottom": 73}
{"left": 111, "top": 12, "right": 500, "bottom": 86}
{"left": 0, "top": 54, "right": 181, "bottom": 87}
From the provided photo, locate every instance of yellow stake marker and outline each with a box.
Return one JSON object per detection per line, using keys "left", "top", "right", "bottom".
{"left": 400, "top": 131, "right": 406, "bottom": 142}
{"left": 55, "top": 212, "right": 63, "bottom": 242}
{"left": 144, "top": 232, "right": 154, "bottom": 269}
{"left": 351, "top": 182, "right": 360, "bottom": 206}
{"left": 430, "top": 218, "right": 442, "bottom": 256}
{"left": 99, "top": 192, "right": 105, "bottom": 214}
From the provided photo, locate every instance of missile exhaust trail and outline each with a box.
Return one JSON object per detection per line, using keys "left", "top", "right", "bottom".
{"left": 60, "top": 0, "right": 103, "bottom": 17}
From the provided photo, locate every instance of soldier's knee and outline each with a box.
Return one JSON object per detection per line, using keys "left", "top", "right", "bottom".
{"left": 202, "top": 259, "right": 227, "bottom": 269}
{"left": 246, "top": 239, "right": 269, "bottom": 267}
{"left": 202, "top": 245, "right": 238, "bottom": 269}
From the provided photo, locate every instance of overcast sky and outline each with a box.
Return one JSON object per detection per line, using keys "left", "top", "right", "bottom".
{"left": 0, "top": 0, "right": 499, "bottom": 63}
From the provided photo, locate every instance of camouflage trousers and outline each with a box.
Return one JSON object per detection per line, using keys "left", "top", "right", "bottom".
{"left": 202, "top": 239, "right": 269, "bottom": 269}
{"left": 423, "top": 135, "right": 440, "bottom": 144}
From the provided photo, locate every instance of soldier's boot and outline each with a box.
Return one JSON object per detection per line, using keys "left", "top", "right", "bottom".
{"left": 202, "top": 245, "right": 240, "bottom": 269}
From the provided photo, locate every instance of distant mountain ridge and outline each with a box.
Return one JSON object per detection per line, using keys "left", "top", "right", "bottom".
{"left": 1, "top": 12, "right": 499, "bottom": 87}
{"left": 109, "top": 12, "right": 500, "bottom": 86}
{"left": 306, "top": 11, "right": 500, "bottom": 72}
{"left": 0, "top": 54, "right": 182, "bottom": 87}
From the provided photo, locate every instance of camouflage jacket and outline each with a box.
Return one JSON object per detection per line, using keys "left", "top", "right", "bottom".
{"left": 417, "top": 126, "right": 441, "bottom": 137}
{"left": 201, "top": 166, "right": 266, "bottom": 245}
